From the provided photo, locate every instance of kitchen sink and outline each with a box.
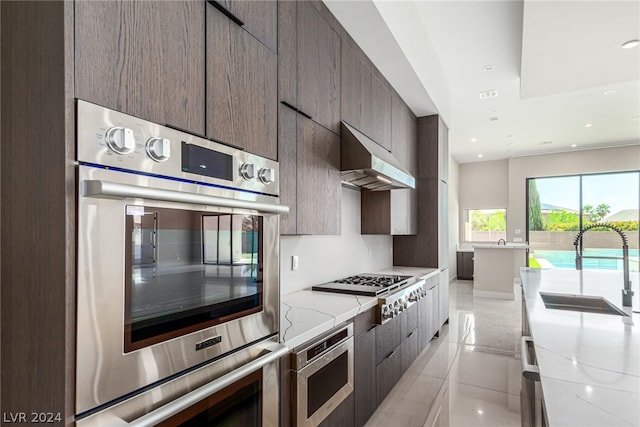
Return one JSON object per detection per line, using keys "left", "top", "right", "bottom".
{"left": 539, "top": 292, "right": 629, "bottom": 316}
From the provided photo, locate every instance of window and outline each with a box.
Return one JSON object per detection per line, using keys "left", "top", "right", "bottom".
{"left": 527, "top": 171, "right": 639, "bottom": 270}
{"left": 464, "top": 208, "right": 507, "bottom": 242}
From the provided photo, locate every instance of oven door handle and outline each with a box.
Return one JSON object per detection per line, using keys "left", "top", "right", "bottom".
{"left": 82, "top": 179, "right": 290, "bottom": 214}
{"left": 110, "top": 342, "right": 289, "bottom": 427}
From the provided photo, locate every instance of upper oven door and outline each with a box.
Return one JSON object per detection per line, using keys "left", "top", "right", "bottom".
{"left": 76, "top": 166, "right": 281, "bottom": 415}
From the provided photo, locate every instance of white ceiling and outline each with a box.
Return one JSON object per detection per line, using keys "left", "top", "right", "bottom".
{"left": 324, "top": 0, "right": 640, "bottom": 164}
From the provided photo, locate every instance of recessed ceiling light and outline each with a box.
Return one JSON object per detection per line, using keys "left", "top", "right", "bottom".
{"left": 571, "top": 144, "right": 577, "bottom": 148}
{"left": 490, "top": 117, "right": 499, "bottom": 122}
{"left": 584, "top": 123, "right": 593, "bottom": 128}
{"left": 483, "top": 64, "right": 495, "bottom": 71}
{"left": 604, "top": 89, "right": 616, "bottom": 95}
{"left": 506, "top": 142, "right": 512, "bottom": 146}
{"left": 477, "top": 154, "right": 483, "bottom": 158}
{"left": 622, "top": 39, "right": 640, "bottom": 49}
{"left": 477, "top": 410, "right": 484, "bottom": 415}
{"left": 507, "top": 134, "right": 514, "bottom": 138}
{"left": 540, "top": 141, "right": 553, "bottom": 145}
{"left": 471, "top": 137, "right": 477, "bottom": 142}
{"left": 478, "top": 90, "right": 498, "bottom": 99}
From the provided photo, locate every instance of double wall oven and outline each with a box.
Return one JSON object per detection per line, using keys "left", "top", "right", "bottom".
{"left": 75, "top": 100, "right": 287, "bottom": 426}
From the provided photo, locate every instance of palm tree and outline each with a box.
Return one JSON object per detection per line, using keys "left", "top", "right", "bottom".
{"left": 594, "top": 203, "right": 611, "bottom": 222}
{"left": 582, "top": 204, "right": 594, "bottom": 222}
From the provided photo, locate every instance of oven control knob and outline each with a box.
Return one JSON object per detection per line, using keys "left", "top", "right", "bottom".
{"left": 382, "top": 306, "right": 393, "bottom": 320}
{"left": 240, "top": 163, "right": 257, "bottom": 180}
{"left": 258, "top": 167, "right": 275, "bottom": 184}
{"left": 106, "top": 126, "right": 135, "bottom": 155}
{"left": 403, "top": 301, "right": 409, "bottom": 310}
{"left": 146, "top": 137, "right": 171, "bottom": 162}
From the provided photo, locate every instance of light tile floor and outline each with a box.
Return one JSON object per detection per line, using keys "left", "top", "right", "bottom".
{"left": 366, "top": 279, "right": 523, "bottom": 427}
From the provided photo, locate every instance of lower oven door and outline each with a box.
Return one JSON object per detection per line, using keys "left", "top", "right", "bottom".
{"left": 76, "top": 337, "right": 288, "bottom": 427}
{"left": 77, "top": 166, "right": 281, "bottom": 414}
{"left": 293, "top": 334, "right": 354, "bottom": 426}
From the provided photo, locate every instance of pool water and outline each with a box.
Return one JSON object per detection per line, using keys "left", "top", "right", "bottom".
{"left": 534, "top": 249, "right": 639, "bottom": 271}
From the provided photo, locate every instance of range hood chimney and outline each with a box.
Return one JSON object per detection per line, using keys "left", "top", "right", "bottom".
{"left": 340, "top": 121, "right": 416, "bottom": 190}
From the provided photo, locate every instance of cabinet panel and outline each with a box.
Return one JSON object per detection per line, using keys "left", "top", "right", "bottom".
{"left": 401, "top": 328, "right": 418, "bottom": 373}
{"left": 341, "top": 41, "right": 361, "bottom": 129}
{"left": 278, "top": 105, "right": 298, "bottom": 235}
{"left": 391, "top": 94, "right": 417, "bottom": 175}
{"left": 375, "top": 315, "right": 401, "bottom": 365}
{"left": 75, "top": 0, "right": 205, "bottom": 134}
{"left": 417, "top": 293, "right": 430, "bottom": 353}
{"left": 296, "top": 116, "right": 341, "bottom": 235}
{"left": 206, "top": 4, "right": 277, "bottom": 160}
{"left": 439, "top": 269, "right": 449, "bottom": 328}
{"left": 370, "top": 75, "right": 392, "bottom": 150}
{"left": 278, "top": 0, "right": 297, "bottom": 106}
{"left": 319, "top": 393, "right": 355, "bottom": 427}
{"left": 297, "top": 1, "right": 341, "bottom": 134}
{"left": 359, "top": 62, "right": 373, "bottom": 139}
{"left": 213, "top": 0, "right": 277, "bottom": 51}
{"left": 354, "top": 325, "right": 376, "bottom": 427}
{"left": 280, "top": 353, "right": 292, "bottom": 427}
{"left": 457, "top": 251, "right": 474, "bottom": 280}
{"left": 376, "top": 347, "right": 402, "bottom": 405}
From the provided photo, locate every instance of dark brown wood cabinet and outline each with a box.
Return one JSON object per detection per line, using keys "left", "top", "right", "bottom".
{"left": 297, "top": 1, "right": 341, "bottom": 134}
{"left": 75, "top": 0, "right": 206, "bottom": 135}
{"left": 206, "top": 4, "right": 277, "bottom": 160}
{"left": 279, "top": 109, "right": 341, "bottom": 235}
{"left": 319, "top": 394, "right": 355, "bottom": 427}
{"left": 400, "top": 303, "right": 419, "bottom": 372}
{"left": 376, "top": 343, "right": 402, "bottom": 405}
{"left": 341, "top": 41, "right": 392, "bottom": 151}
{"left": 394, "top": 115, "right": 449, "bottom": 267}
{"left": 360, "top": 93, "right": 417, "bottom": 236}
{"left": 457, "top": 251, "right": 474, "bottom": 280}
{"left": 210, "top": 0, "right": 277, "bottom": 51}
{"left": 354, "top": 309, "right": 377, "bottom": 427}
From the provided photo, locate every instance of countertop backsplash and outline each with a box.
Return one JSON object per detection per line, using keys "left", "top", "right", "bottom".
{"left": 280, "top": 186, "right": 393, "bottom": 295}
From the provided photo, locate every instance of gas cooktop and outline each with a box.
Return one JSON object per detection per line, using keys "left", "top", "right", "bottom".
{"left": 311, "top": 273, "right": 414, "bottom": 296}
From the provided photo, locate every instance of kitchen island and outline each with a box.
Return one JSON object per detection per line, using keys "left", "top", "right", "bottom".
{"left": 473, "top": 243, "right": 528, "bottom": 299}
{"left": 520, "top": 268, "right": 640, "bottom": 427}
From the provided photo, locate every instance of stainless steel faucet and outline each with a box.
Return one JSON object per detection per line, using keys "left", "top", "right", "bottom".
{"left": 497, "top": 238, "right": 506, "bottom": 245}
{"left": 574, "top": 223, "right": 633, "bottom": 307}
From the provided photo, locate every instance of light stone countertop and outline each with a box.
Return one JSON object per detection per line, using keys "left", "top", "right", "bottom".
{"left": 473, "top": 242, "right": 529, "bottom": 249}
{"left": 520, "top": 268, "right": 640, "bottom": 427}
{"left": 280, "top": 266, "right": 439, "bottom": 349}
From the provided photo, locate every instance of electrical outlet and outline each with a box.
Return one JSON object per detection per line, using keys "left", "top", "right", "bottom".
{"left": 292, "top": 255, "right": 299, "bottom": 271}
{"left": 515, "top": 229, "right": 521, "bottom": 235}
{"left": 513, "top": 237, "right": 523, "bottom": 243}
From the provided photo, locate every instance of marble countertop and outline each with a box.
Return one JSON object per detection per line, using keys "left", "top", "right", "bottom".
{"left": 280, "top": 266, "right": 439, "bottom": 349}
{"left": 473, "top": 242, "right": 529, "bottom": 249}
{"left": 520, "top": 268, "right": 640, "bottom": 427}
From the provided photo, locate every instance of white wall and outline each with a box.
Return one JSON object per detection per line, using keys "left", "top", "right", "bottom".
{"left": 280, "top": 186, "right": 393, "bottom": 295}
{"left": 458, "top": 159, "right": 509, "bottom": 242}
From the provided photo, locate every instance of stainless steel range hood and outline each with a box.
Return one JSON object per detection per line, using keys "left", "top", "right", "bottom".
{"left": 340, "top": 121, "right": 416, "bottom": 190}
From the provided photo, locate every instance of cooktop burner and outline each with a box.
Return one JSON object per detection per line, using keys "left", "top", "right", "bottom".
{"left": 312, "top": 273, "right": 413, "bottom": 296}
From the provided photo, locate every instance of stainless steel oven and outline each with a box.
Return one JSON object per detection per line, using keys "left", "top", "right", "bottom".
{"left": 76, "top": 336, "right": 288, "bottom": 427}
{"left": 292, "top": 324, "right": 354, "bottom": 426}
{"left": 75, "top": 100, "right": 287, "bottom": 417}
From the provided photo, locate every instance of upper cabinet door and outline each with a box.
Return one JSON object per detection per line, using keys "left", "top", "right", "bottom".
{"left": 278, "top": 0, "right": 297, "bottom": 107}
{"left": 297, "top": 115, "right": 341, "bottom": 235}
{"left": 341, "top": 41, "right": 361, "bottom": 129}
{"left": 297, "top": 1, "right": 341, "bottom": 134}
{"left": 206, "top": 4, "right": 277, "bottom": 160}
{"left": 210, "top": 0, "right": 277, "bottom": 51}
{"left": 75, "top": 1, "right": 205, "bottom": 135}
{"left": 370, "top": 75, "right": 392, "bottom": 151}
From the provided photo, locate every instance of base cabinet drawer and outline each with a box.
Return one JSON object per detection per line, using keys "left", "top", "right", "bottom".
{"left": 376, "top": 346, "right": 402, "bottom": 405}
{"left": 319, "top": 393, "right": 355, "bottom": 427}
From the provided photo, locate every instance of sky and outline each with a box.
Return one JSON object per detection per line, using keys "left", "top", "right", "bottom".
{"left": 533, "top": 172, "right": 639, "bottom": 215}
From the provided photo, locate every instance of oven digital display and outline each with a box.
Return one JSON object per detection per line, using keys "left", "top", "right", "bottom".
{"left": 181, "top": 142, "right": 233, "bottom": 181}
{"left": 306, "top": 329, "right": 348, "bottom": 360}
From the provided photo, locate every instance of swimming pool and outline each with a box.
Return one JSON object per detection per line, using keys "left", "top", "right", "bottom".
{"left": 533, "top": 249, "right": 639, "bottom": 271}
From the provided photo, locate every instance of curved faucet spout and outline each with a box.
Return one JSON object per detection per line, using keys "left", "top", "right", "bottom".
{"left": 573, "top": 223, "right": 633, "bottom": 307}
